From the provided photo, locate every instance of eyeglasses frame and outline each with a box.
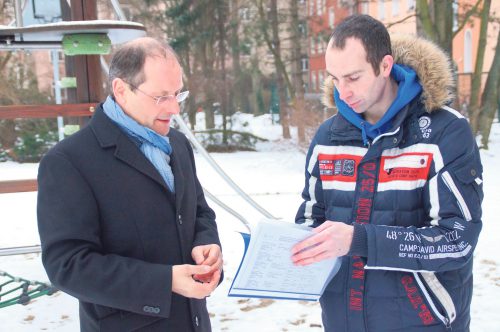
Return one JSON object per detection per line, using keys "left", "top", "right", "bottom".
{"left": 124, "top": 81, "right": 189, "bottom": 105}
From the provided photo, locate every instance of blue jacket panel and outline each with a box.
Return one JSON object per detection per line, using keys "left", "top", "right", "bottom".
{"left": 296, "top": 98, "right": 483, "bottom": 331}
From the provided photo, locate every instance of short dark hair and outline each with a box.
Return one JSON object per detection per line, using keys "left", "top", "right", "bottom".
{"left": 329, "top": 14, "right": 391, "bottom": 75}
{"left": 108, "top": 38, "right": 179, "bottom": 97}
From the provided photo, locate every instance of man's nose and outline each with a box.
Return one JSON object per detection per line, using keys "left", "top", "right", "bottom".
{"left": 337, "top": 81, "right": 353, "bottom": 101}
{"left": 164, "top": 100, "right": 181, "bottom": 114}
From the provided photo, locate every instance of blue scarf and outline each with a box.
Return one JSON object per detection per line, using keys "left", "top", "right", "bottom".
{"left": 102, "top": 96, "right": 175, "bottom": 192}
{"left": 334, "top": 64, "right": 422, "bottom": 145}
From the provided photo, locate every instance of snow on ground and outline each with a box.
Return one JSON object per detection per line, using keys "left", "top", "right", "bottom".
{"left": 0, "top": 116, "right": 499, "bottom": 331}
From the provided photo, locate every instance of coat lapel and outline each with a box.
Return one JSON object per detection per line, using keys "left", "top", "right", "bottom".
{"left": 168, "top": 136, "right": 185, "bottom": 212}
{"left": 90, "top": 105, "right": 174, "bottom": 197}
{"left": 113, "top": 134, "right": 171, "bottom": 193}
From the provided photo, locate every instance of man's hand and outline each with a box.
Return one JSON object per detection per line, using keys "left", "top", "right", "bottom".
{"left": 191, "top": 244, "right": 223, "bottom": 283}
{"left": 172, "top": 264, "right": 221, "bottom": 299}
{"left": 291, "top": 221, "right": 354, "bottom": 266}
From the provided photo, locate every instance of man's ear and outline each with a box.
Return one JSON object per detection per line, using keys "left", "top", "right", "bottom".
{"left": 112, "top": 78, "right": 127, "bottom": 105}
{"left": 380, "top": 54, "right": 394, "bottom": 78}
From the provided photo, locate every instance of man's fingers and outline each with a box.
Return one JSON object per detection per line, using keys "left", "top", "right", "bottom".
{"left": 294, "top": 250, "right": 334, "bottom": 266}
{"left": 204, "top": 247, "right": 221, "bottom": 265}
{"left": 312, "top": 220, "right": 334, "bottom": 233}
{"left": 292, "top": 241, "right": 327, "bottom": 263}
{"left": 291, "top": 232, "right": 324, "bottom": 255}
{"left": 191, "top": 248, "right": 206, "bottom": 265}
{"left": 186, "top": 264, "right": 211, "bottom": 276}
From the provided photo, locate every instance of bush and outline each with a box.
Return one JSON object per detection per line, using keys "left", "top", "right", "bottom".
{"left": 0, "top": 119, "right": 58, "bottom": 163}
{"left": 194, "top": 129, "right": 268, "bottom": 152}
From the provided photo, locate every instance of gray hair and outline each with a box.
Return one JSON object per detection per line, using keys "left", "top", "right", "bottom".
{"left": 108, "top": 37, "right": 179, "bottom": 97}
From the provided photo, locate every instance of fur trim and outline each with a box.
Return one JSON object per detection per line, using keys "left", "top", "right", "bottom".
{"left": 322, "top": 34, "right": 455, "bottom": 113}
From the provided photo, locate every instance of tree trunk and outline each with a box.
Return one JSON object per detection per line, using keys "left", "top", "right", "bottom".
{"left": 416, "top": 0, "right": 437, "bottom": 41}
{"left": 478, "top": 30, "right": 500, "bottom": 148}
{"left": 267, "top": 0, "right": 290, "bottom": 138}
{"left": 215, "top": 0, "right": 229, "bottom": 144}
{"left": 230, "top": 0, "right": 246, "bottom": 114}
{"left": 290, "top": 0, "right": 306, "bottom": 143}
{"left": 469, "top": 0, "right": 491, "bottom": 134}
{"left": 433, "top": 0, "right": 453, "bottom": 53}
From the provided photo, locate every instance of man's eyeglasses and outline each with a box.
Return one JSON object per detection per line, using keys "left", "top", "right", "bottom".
{"left": 125, "top": 81, "right": 189, "bottom": 105}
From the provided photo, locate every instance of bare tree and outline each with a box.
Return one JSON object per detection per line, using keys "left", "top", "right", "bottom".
{"left": 255, "top": 0, "right": 291, "bottom": 138}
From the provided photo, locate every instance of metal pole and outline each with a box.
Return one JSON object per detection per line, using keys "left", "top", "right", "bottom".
{"left": 14, "top": 0, "right": 24, "bottom": 28}
{"left": 0, "top": 245, "right": 41, "bottom": 257}
{"left": 0, "top": 42, "right": 62, "bottom": 51}
{"left": 203, "top": 189, "right": 251, "bottom": 233}
{"left": 109, "top": 0, "right": 127, "bottom": 21}
{"left": 172, "top": 113, "right": 278, "bottom": 220}
{"left": 52, "top": 50, "right": 64, "bottom": 141}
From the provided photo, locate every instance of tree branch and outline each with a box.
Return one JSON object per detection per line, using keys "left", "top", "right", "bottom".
{"left": 386, "top": 13, "right": 417, "bottom": 29}
{"left": 453, "top": 0, "right": 483, "bottom": 39}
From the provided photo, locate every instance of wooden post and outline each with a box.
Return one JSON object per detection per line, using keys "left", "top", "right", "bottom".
{"left": 63, "top": 0, "right": 104, "bottom": 127}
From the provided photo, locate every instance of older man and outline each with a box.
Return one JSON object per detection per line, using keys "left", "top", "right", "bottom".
{"left": 37, "top": 37, "right": 222, "bottom": 332}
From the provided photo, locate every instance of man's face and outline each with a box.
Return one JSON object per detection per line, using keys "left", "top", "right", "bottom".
{"left": 116, "top": 55, "right": 183, "bottom": 136}
{"left": 325, "top": 37, "right": 391, "bottom": 122}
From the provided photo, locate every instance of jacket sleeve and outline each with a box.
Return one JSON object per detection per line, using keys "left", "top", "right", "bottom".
{"left": 364, "top": 117, "right": 483, "bottom": 272}
{"left": 37, "top": 152, "right": 173, "bottom": 318}
{"left": 295, "top": 135, "right": 327, "bottom": 228}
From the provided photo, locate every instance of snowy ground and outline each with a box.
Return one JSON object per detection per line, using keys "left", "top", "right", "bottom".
{"left": 1, "top": 115, "right": 499, "bottom": 331}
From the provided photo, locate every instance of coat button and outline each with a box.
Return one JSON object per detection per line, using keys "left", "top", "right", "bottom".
{"left": 393, "top": 138, "right": 398, "bottom": 144}
{"left": 471, "top": 169, "right": 477, "bottom": 176}
{"left": 143, "top": 305, "right": 160, "bottom": 314}
{"left": 178, "top": 215, "right": 183, "bottom": 225}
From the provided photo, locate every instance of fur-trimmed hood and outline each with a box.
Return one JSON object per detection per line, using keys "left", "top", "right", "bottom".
{"left": 322, "top": 34, "right": 455, "bottom": 113}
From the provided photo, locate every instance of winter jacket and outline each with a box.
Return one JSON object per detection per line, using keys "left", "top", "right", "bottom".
{"left": 295, "top": 35, "right": 483, "bottom": 332}
{"left": 38, "top": 105, "right": 221, "bottom": 332}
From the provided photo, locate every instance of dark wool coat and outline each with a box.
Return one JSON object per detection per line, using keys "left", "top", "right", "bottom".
{"left": 37, "top": 105, "right": 221, "bottom": 332}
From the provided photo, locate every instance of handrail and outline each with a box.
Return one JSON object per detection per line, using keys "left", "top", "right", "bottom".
{"left": 0, "top": 245, "right": 41, "bottom": 256}
{"left": 0, "top": 179, "right": 37, "bottom": 194}
{"left": 0, "top": 103, "right": 95, "bottom": 120}
{"left": 173, "top": 113, "right": 278, "bottom": 221}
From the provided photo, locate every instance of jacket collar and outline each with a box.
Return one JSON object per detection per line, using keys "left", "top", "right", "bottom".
{"left": 90, "top": 104, "right": 178, "bottom": 201}
{"left": 330, "top": 98, "right": 425, "bottom": 147}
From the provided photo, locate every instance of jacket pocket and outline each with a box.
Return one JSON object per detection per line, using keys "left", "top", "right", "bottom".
{"left": 415, "top": 272, "right": 456, "bottom": 328}
{"left": 99, "top": 310, "right": 162, "bottom": 331}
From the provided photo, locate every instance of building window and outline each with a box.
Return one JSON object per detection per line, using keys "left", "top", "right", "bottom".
{"left": 464, "top": 29, "right": 473, "bottom": 73}
{"left": 298, "top": 22, "right": 307, "bottom": 37}
{"left": 392, "top": 0, "right": 400, "bottom": 16}
{"left": 310, "top": 37, "right": 316, "bottom": 55}
{"left": 407, "top": 0, "right": 415, "bottom": 11}
{"left": 311, "top": 71, "right": 318, "bottom": 91}
{"left": 329, "top": 7, "right": 335, "bottom": 28}
{"left": 378, "top": 0, "right": 385, "bottom": 20}
{"left": 318, "top": 71, "right": 324, "bottom": 89}
{"left": 301, "top": 57, "right": 309, "bottom": 72}
{"left": 316, "top": 0, "right": 323, "bottom": 15}
{"left": 453, "top": 2, "right": 459, "bottom": 32}
{"left": 361, "top": 1, "right": 369, "bottom": 14}
{"left": 49, "top": 50, "right": 64, "bottom": 63}
{"left": 309, "top": 0, "right": 315, "bottom": 16}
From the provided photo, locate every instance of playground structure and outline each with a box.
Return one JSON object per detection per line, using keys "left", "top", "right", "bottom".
{"left": 1, "top": 0, "right": 276, "bottom": 308}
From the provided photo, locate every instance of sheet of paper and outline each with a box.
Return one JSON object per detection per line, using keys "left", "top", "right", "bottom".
{"left": 228, "top": 219, "right": 341, "bottom": 301}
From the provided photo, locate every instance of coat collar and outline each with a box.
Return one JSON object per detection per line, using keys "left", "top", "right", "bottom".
{"left": 329, "top": 98, "right": 425, "bottom": 147}
{"left": 90, "top": 104, "right": 182, "bottom": 204}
